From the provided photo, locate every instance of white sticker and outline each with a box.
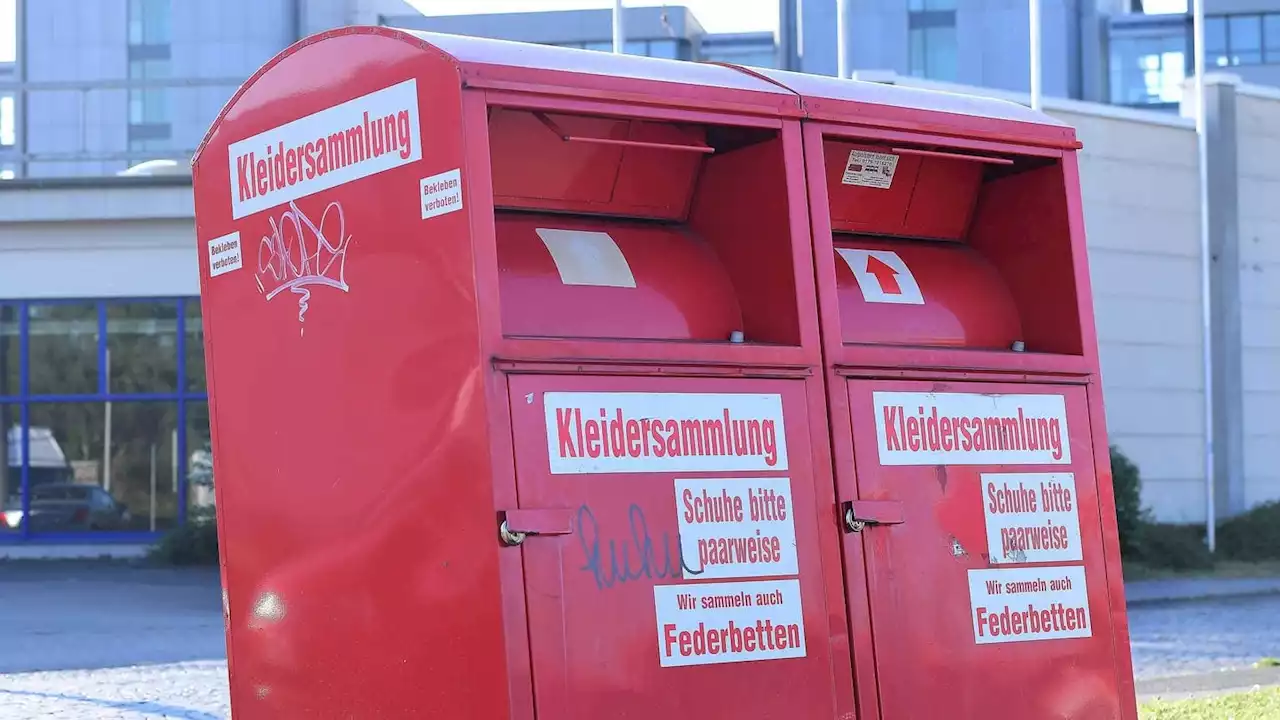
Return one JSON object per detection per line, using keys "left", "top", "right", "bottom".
{"left": 873, "top": 391, "right": 1070, "bottom": 466}
{"left": 536, "top": 228, "right": 637, "bottom": 288}
{"left": 841, "top": 149, "right": 899, "bottom": 188}
{"left": 675, "top": 477, "right": 798, "bottom": 580}
{"left": 421, "top": 168, "right": 463, "bottom": 219}
{"left": 654, "top": 579, "right": 806, "bottom": 667}
{"left": 968, "top": 566, "right": 1091, "bottom": 644}
{"left": 983, "top": 473, "right": 1083, "bottom": 564}
{"left": 545, "top": 392, "right": 788, "bottom": 474}
{"left": 207, "top": 231, "right": 243, "bottom": 278}
{"left": 229, "top": 79, "right": 422, "bottom": 220}
{"left": 836, "top": 248, "right": 924, "bottom": 305}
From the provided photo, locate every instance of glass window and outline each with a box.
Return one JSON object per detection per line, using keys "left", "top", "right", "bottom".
{"left": 25, "top": 401, "right": 178, "bottom": 533}
{"left": 583, "top": 41, "right": 612, "bottom": 52}
{"left": 185, "top": 301, "right": 205, "bottom": 392}
{"left": 186, "top": 400, "right": 214, "bottom": 514}
{"left": 1205, "top": 16, "right": 1229, "bottom": 68}
{"left": 648, "top": 39, "right": 680, "bottom": 60}
{"left": 0, "top": 0, "right": 14, "bottom": 64}
{"left": 923, "top": 26, "right": 958, "bottom": 81}
{"left": 1110, "top": 35, "right": 1187, "bottom": 105}
{"left": 0, "top": 94, "right": 13, "bottom": 147}
{"left": 128, "top": 59, "right": 169, "bottom": 126}
{"left": 909, "top": 0, "right": 956, "bottom": 9}
{"left": 106, "top": 302, "right": 178, "bottom": 394}
{"left": 105, "top": 401, "right": 178, "bottom": 531}
{"left": 909, "top": 25, "right": 958, "bottom": 81}
{"left": 1229, "top": 15, "right": 1263, "bottom": 65}
{"left": 0, "top": 165, "right": 13, "bottom": 181}
{"left": 625, "top": 40, "right": 647, "bottom": 56}
{"left": 1265, "top": 14, "right": 1280, "bottom": 62}
{"left": 28, "top": 303, "right": 98, "bottom": 396}
{"left": 0, "top": 403, "right": 16, "bottom": 533}
{"left": 24, "top": 403, "right": 103, "bottom": 532}
{"left": 0, "top": 304, "right": 16, "bottom": 397}
{"left": 128, "top": 0, "right": 171, "bottom": 46}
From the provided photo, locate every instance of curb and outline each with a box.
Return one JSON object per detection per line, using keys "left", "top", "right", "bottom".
{"left": 1137, "top": 666, "right": 1280, "bottom": 703}
{"left": 1125, "top": 577, "right": 1280, "bottom": 606}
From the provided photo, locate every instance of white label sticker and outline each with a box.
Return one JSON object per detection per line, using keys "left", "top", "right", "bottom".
{"left": 983, "top": 473, "right": 1083, "bottom": 564}
{"left": 207, "top": 231, "right": 243, "bottom": 278}
{"left": 545, "top": 392, "right": 788, "bottom": 474}
{"left": 675, "top": 477, "right": 798, "bottom": 580}
{"left": 654, "top": 579, "right": 806, "bottom": 667}
{"left": 536, "top": 228, "right": 637, "bottom": 288}
{"left": 968, "top": 566, "right": 1091, "bottom": 644}
{"left": 421, "top": 168, "right": 463, "bottom": 219}
{"left": 873, "top": 392, "right": 1070, "bottom": 466}
{"left": 229, "top": 79, "right": 422, "bottom": 220}
{"left": 841, "top": 149, "right": 899, "bottom": 188}
{"left": 836, "top": 248, "right": 924, "bottom": 305}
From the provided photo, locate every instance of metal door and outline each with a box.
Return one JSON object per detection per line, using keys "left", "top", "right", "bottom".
{"left": 507, "top": 374, "right": 841, "bottom": 719}
{"left": 846, "top": 379, "right": 1123, "bottom": 719}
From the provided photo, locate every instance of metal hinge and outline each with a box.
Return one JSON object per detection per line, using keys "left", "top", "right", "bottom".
{"left": 843, "top": 500, "right": 905, "bottom": 533}
{"left": 498, "top": 508, "right": 575, "bottom": 546}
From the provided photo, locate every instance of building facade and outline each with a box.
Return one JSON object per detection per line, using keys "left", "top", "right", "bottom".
{"left": 0, "top": 0, "right": 417, "bottom": 548}
{"left": 1, "top": 1, "right": 1278, "bottom": 547}
{"left": 785, "top": 0, "right": 1280, "bottom": 110}
{"left": 789, "top": 0, "right": 1129, "bottom": 102}
{"left": 381, "top": 6, "right": 779, "bottom": 69}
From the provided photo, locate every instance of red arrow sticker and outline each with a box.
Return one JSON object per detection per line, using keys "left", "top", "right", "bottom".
{"left": 865, "top": 256, "right": 902, "bottom": 296}
{"left": 835, "top": 248, "right": 924, "bottom": 305}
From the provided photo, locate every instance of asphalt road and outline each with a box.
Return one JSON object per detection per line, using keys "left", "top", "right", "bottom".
{"left": 0, "top": 564, "right": 1278, "bottom": 718}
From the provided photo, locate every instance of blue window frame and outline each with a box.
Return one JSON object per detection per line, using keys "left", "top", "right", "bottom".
{"left": 0, "top": 297, "right": 208, "bottom": 543}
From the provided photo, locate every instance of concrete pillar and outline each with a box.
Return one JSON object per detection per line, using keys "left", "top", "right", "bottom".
{"left": 1197, "top": 74, "right": 1247, "bottom": 518}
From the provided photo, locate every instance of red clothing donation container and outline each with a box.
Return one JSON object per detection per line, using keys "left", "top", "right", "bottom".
{"left": 190, "top": 26, "right": 1136, "bottom": 720}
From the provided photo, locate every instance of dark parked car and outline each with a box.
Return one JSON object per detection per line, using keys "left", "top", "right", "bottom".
{"left": 21, "top": 483, "right": 132, "bottom": 532}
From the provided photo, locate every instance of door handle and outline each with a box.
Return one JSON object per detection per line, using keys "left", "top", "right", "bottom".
{"left": 843, "top": 500, "right": 905, "bottom": 533}
{"left": 499, "top": 508, "right": 575, "bottom": 546}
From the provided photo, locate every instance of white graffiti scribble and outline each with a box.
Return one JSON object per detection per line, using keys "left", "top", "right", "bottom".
{"left": 256, "top": 200, "right": 351, "bottom": 328}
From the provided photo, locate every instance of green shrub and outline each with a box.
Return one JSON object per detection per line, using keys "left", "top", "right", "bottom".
{"left": 1217, "top": 501, "right": 1280, "bottom": 561}
{"left": 1130, "top": 521, "right": 1215, "bottom": 570}
{"left": 1109, "top": 445, "right": 1145, "bottom": 559}
{"left": 149, "top": 508, "right": 220, "bottom": 566}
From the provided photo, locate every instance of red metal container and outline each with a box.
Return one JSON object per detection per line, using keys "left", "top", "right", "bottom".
{"left": 192, "top": 27, "right": 1135, "bottom": 720}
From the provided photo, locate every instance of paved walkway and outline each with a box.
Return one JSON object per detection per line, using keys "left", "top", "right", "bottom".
{"left": 1, "top": 564, "right": 1279, "bottom": 717}
{"left": 1126, "top": 576, "right": 1280, "bottom": 606}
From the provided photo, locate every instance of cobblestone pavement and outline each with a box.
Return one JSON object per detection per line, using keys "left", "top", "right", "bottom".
{"left": 0, "top": 564, "right": 230, "bottom": 719}
{"left": 1129, "top": 594, "right": 1280, "bottom": 680}
{"left": 2, "top": 565, "right": 1280, "bottom": 718}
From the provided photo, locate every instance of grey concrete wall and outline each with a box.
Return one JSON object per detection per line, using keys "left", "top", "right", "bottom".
{"left": 1056, "top": 106, "right": 1207, "bottom": 522}
{"left": 1233, "top": 85, "right": 1280, "bottom": 508}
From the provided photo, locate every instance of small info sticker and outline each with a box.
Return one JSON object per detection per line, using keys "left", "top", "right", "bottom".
{"left": 841, "top": 149, "right": 899, "bottom": 189}
{"left": 208, "top": 231, "right": 243, "bottom": 278}
{"left": 982, "top": 473, "right": 1084, "bottom": 565}
{"left": 968, "top": 566, "right": 1091, "bottom": 645}
{"left": 421, "top": 168, "right": 463, "bottom": 219}
{"left": 654, "top": 579, "right": 806, "bottom": 667}
{"left": 675, "top": 477, "right": 799, "bottom": 580}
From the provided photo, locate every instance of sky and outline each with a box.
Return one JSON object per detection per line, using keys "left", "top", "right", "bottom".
{"left": 0, "top": 0, "right": 1195, "bottom": 64}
